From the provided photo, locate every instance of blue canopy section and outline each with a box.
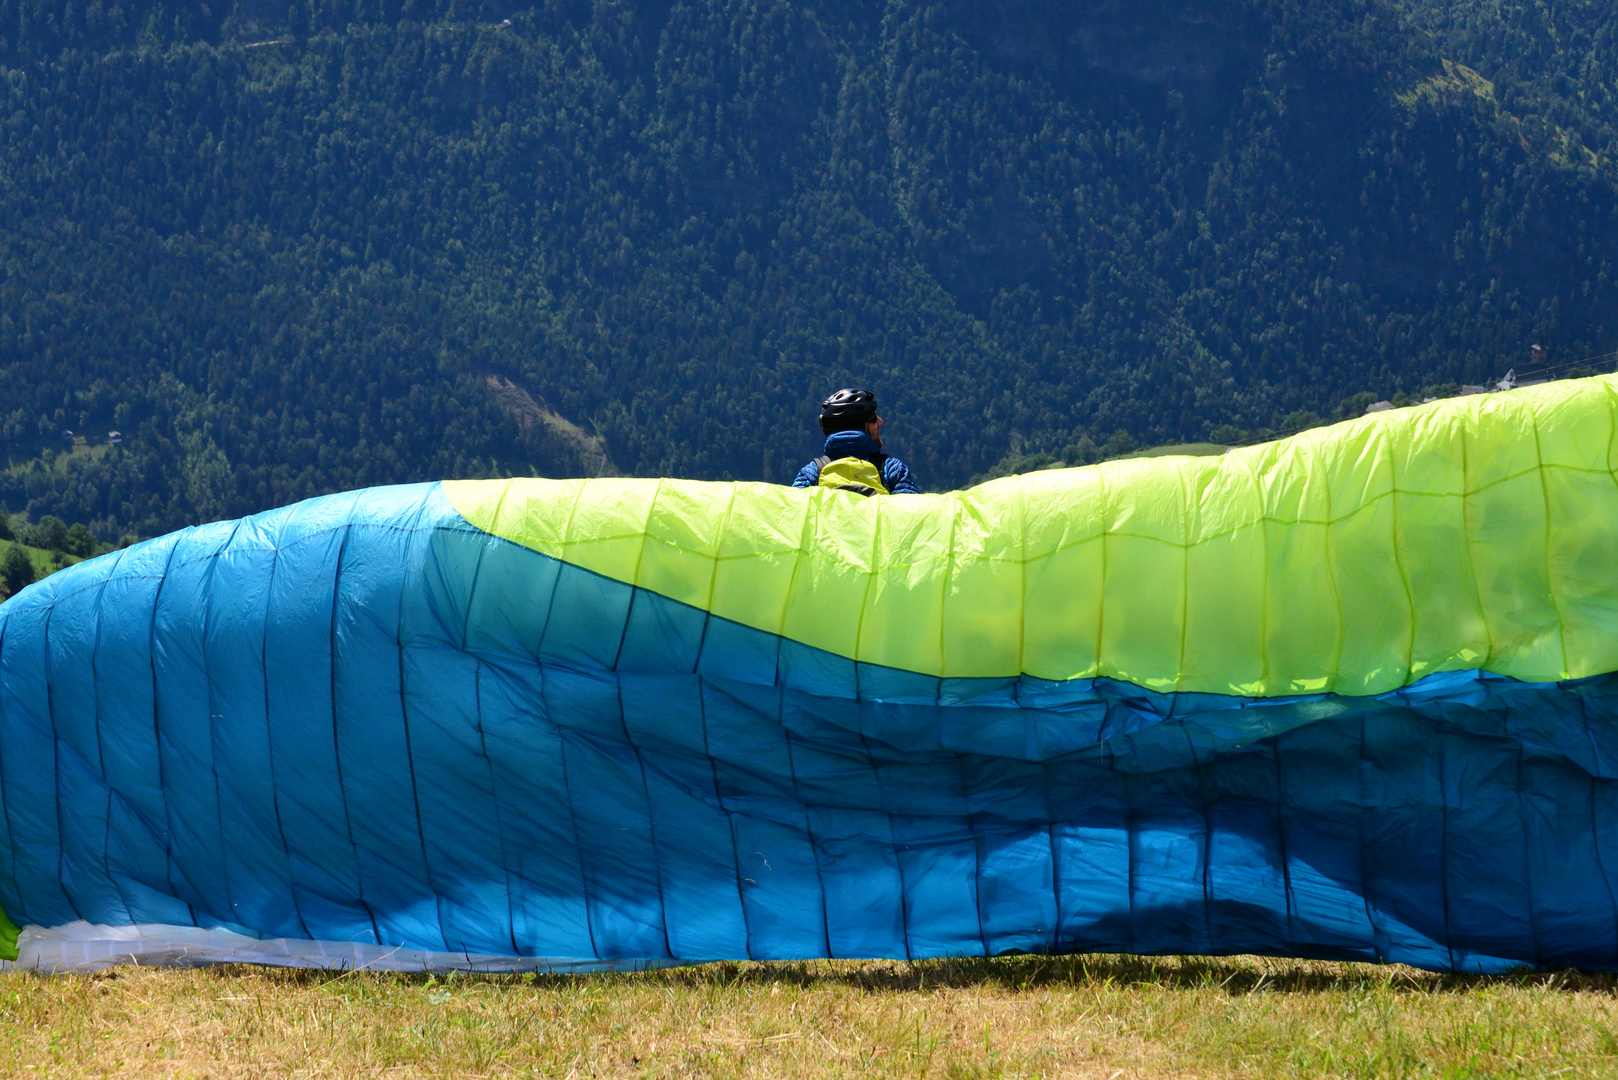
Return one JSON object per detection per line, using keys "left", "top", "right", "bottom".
{"left": 2, "top": 481, "right": 1617, "bottom": 971}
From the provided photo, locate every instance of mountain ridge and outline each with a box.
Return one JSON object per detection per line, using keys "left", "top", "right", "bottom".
{"left": 1, "top": 0, "right": 1614, "bottom": 537}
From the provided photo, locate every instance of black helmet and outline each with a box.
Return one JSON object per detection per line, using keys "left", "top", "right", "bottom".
{"left": 819, "top": 388, "right": 878, "bottom": 434}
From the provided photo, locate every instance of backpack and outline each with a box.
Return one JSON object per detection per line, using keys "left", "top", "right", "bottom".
{"left": 814, "top": 455, "right": 888, "bottom": 496}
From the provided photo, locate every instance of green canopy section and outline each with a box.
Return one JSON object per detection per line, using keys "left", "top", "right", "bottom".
{"left": 445, "top": 376, "right": 1618, "bottom": 697}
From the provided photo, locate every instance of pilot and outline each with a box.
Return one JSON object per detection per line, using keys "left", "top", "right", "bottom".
{"left": 791, "top": 388, "right": 919, "bottom": 495}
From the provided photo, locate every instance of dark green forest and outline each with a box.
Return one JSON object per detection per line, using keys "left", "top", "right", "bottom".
{"left": 2, "top": 0, "right": 1616, "bottom": 537}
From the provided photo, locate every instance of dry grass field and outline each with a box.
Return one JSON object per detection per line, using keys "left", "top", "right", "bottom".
{"left": 2, "top": 954, "right": 1615, "bottom": 1079}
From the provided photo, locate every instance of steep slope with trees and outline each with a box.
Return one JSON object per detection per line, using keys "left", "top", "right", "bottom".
{"left": 1, "top": 0, "right": 1614, "bottom": 536}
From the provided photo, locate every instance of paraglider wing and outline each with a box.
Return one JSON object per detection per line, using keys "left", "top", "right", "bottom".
{"left": 3, "top": 378, "right": 1618, "bottom": 972}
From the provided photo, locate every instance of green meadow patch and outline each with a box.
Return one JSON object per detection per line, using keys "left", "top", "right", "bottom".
{"left": 1, "top": 954, "right": 1614, "bottom": 1078}
{"left": 0, "top": 537, "right": 82, "bottom": 581}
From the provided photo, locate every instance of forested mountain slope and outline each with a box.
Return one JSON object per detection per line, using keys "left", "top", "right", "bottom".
{"left": 1, "top": 0, "right": 1615, "bottom": 537}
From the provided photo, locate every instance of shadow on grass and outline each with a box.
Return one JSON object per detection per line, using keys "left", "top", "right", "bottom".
{"left": 642, "top": 954, "right": 1618, "bottom": 997}
{"left": 174, "top": 952, "right": 1618, "bottom": 998}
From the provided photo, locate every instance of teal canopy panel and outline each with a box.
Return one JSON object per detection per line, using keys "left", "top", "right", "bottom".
{"left": 3, "top": 380, "right": 1618, "bottom": 972}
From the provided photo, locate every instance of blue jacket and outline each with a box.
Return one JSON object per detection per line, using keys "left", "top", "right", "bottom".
{"left": 791, "top": 430, "right": 920, "bottom": 493}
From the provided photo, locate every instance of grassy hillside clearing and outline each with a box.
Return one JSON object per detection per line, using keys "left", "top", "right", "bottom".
{"left": 2, "top": 954, "right": 1614, "bottom": 1078}
{"left": 1117, "top": 443, "right": 1231, "bottom": 460}
{"left": 0, "top": 537, "right": 83, "bottom": 584}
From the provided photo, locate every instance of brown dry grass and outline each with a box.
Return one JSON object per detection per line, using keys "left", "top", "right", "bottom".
{"left": 3, "top": 954, "right": 1617, "bottom": 1078}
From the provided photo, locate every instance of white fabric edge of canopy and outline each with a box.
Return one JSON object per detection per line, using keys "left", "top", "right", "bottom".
{"left": 0, "top": 922, "right": 680, "bottom": 974}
